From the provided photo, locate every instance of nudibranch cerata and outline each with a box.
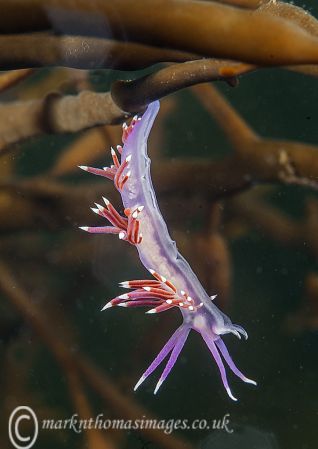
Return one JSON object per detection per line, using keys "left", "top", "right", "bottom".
{"left": 79, "top": 101, "right": 256, "bottom": 400}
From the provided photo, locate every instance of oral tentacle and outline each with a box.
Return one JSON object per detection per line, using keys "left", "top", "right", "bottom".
{"left": 201, "top": 331, "right": 237, "bottom": 401}
{"left": 134, "top": 325, "right": 185, "bottom": 391}
{"left": 215, "top": 338, "right": 257, "bottom": 386}
{"left": 154, "top": 326, "right": 190, "bottom": 394}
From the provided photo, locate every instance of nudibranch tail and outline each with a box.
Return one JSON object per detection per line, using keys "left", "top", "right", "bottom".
{"left": 79, "top": 100, "right": 256, "bottom": 400}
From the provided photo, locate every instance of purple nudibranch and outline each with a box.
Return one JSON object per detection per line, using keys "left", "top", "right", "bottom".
{"left": 79, "top": 101, "right": 256, "bottom": 400}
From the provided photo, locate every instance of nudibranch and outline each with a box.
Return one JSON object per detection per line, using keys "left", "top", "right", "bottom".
{"left": 79, "top": 101, "right": 256, "bottom": 400}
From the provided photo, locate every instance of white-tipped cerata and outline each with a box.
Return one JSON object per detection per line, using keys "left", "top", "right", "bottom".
{"left": 95, "top": 203, "right": 104, "bottom": 212}
{"left": 118, "top": 294, "right": 129, "bottom": 300}
{"left": 101, "top": 302, "right": 113, "bottom": 311}
{"left": 102, "top": 197, "right": 110, "bottom": 206}
{"left": 146, "top": 309, "right": 157, "bottom": 314}
{"left": 119, "top": 281, "right": 130, "bottom": 288}
{"left": 78, "top": 165, "right": 88, "bottom": 171}
{"left": 79, "top": 226, "right": 89, "bottom": 231}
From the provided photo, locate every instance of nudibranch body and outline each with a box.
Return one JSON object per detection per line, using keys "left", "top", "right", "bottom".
{"left": 80, "top": 101, "right": 256, "bottom": 400}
